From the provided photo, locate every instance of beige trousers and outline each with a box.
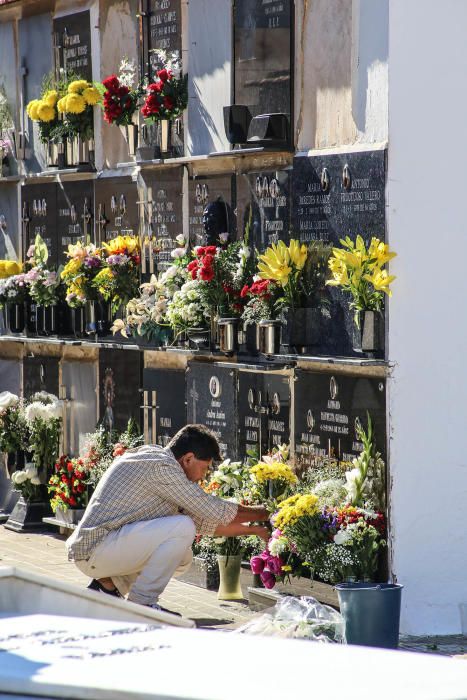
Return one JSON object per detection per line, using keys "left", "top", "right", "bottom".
{"left": 75, "top": 514, "right": 196, "bottom": 605}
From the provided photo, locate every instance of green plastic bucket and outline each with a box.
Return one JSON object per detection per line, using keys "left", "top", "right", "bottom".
{"left": 336, "top": 583, "right": 403, "bottom": 648}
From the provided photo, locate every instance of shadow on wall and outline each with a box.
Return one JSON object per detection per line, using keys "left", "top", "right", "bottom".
{"left": 351, "top": 0, "right": 389, "bottom": 135}
{"left": 189, "top": 79, "right": 221, "bottom": 155}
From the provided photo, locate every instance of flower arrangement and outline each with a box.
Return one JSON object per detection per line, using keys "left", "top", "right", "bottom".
{"left": 83, "top": 419, "right": 144, "bottom": 488}
{"left": 26, "top": 86, "right": 60, "bottom": 143}
{"left": 101, "top": 58, "right": 143, "bottom": 126}
{"left": 166, "top": 278, "right": 210, "bottom": 334}
{"left": 204, "top": 459, "right": 251, "bottom": 498}
{"left": 61, "top": 242, "right": 104, "bottom": 308}
{"left": 11, "top": 464, "right": 42, "bottom": 502}
{"left": 0, "top": 392, "right": 28, "bottom": 454}
{"left": 93, "top": 235, "right": 141, "bottom": 313}
{"left": 248, "top": 459, "right": 297, "bottom": 510}
{"left": 240, "top": 278, "right": 281, "bottom": 326}
{"left": 250, "top": 528, "right": 296, "bottom": 589}
{"left": 141, "top": 50, "right": 188, "bottom": 122}
{"left": 57, "top": 78, "right": 101, "bottom": 140}
{"left": 326, "top": 235, "right": 396, "bottom": 325}
{"left": 24, "top": 235, "right": 61, "bottom": 307}
{"left": 257, "top": 239, "right": 308, "bottom": 312}
{"left": 0, "top": 260, "right": 22, "bottom": 280}
{"left": 48, "top": 455, "right": 88, "bottom": 512}
{"left": 344, "top": 414, "right": 386, "bottom": 511}
{"left": 25, "top": 391, "right": 62, "bottom": 479}
{"left": 0, "top": 272, "right": 29, "bottom": 308}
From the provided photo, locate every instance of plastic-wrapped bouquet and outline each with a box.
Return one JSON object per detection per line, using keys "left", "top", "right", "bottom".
{"left": 48, "top": 455, "right": 88, "bottom": 512}
{"left": 24, "top": 235, "right": 61, "bottom": 307}
{"left": 25, "top": 391, "right": 63, "bottom": 480}
{"left": 93, "top": 235, "right": 141, "bottom": 313}
{"left": 0, "top": 392, "right": 29, "bottom": 454}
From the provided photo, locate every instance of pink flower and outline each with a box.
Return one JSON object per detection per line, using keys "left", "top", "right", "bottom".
{"left": 267, "top": 556, "right": 284, "bottom": 576}
{"left": 271, "top": 529, "right": 282, "bottom": 539}
{"left": 250, "top": 556, "right": 265, "bottom": 574}
{"left": 260, "top": 570, "right": 276, "bottom": 589}
{"left": 259, "top": 550, "right": 270, "bottom": 561}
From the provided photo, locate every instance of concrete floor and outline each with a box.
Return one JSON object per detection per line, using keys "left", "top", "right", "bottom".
{"left": 0, "top": 524, "right": 256, "bottom": 629}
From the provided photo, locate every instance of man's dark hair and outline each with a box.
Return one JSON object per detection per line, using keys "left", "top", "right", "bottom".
{"left": 167, "top": 424, "right": 221, "bottom": 461}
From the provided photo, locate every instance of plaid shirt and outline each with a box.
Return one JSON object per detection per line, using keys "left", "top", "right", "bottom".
{"left": 66, "top": 445, "right": 238, "bottom": 562}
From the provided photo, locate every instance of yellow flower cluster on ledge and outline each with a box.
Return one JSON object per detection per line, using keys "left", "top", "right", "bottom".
{"left": 27, "top": 90, "right": 59, "bottom": 123}
{"left": 57, "top": 80, "right": 101, "bottom": 115}
{"left": 273, "top": 493, "right": 320, "bottom": 529}
{"left": 0, "top": 260, "right": 22, "bottom": 279}
{"left": 258, "top": 239, "right": 307, "bottom": 287}
{"left": 249, "top": 461, "right": 298, "bottom": 485}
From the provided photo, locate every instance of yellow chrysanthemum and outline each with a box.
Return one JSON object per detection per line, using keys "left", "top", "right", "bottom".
{"left": 67, "top": 80, "right": 90, "bottom": 94}
{"left": 64, "top": 93, "right": 86, "bottom": 114}
{"left": 36, "top": 102, "right": 56, "bottom": 122}
{"left": 250, "top": 462, "right": 297, "bottom": 485}
{"left": 274, "top": 493, "right": 319, "bottom": 530}
{"left": 61, "top": 258, "right": 82, "bottom": 278}
{"left": 0, "top": 260, "right": 22, "bottom": 279}
{"left": 103, "top": 235, "right": 139, "bottom": 256}
{"left": 26, "top": 99, "right": 41, "bottom": 121}
{"left": 56, "top": 97, "right": 67, "bottom": 114}
{"left": 288, "top": 239, "right": 308, "bottom": 270}
{"left": 43, "top": 90, "right": 59, "bottom": 107}
{"left": 94, "top": 267, "right": 114, "bottom": 284}
{"left": 82, "top": 86, "right": 101, "bottom": 106}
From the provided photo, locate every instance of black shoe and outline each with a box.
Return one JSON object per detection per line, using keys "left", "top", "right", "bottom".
{"left": 87, "top": 578, "right": 123, "bottom": 598}
{"left": 146, "top": 602, "right": 182, "bottom": 617}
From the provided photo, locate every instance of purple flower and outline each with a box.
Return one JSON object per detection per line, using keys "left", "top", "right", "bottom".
{"left": 267, "top": 555, "right": 284, "bottom": 576}
{"left": 250, "top": 556, "right": 265, "bottom": 574}
{"left": 260, "top": 570, "right": 276, "bottom": 589}
{"left": 107, "top": 254, "right": 129, "bottom": 266}
{"left": 84, "top": 256, "right": 101, "bottom": 268}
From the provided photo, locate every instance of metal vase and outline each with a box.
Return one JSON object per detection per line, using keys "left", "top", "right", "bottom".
{"left": 57, "top": 141, "right": 66, "bottom": 169}
{"left": 75, "top": 135, "right": 89, "bottom": 164}
{"left": 85, "top": 300, "right": 97, "bottom": 336}
{"left": 35, "top": 305, "right": 57, "bottom": 336}
{"left": 217, "top": 318, "right": 239, "bottom": 354}
{"left": 7, "top": 303, "right": 25, "bottom": 334}
{"left": 258, "top": 319, "right": 281, "bottom": 356}
{"left": 159, "top": 119, "right": 173, "bottom": 157}
{"left": 360, "top": 310, "right": 384, "bottom": 353}
{"left": 120, "top": 124, "right": 138, "bottom": 157}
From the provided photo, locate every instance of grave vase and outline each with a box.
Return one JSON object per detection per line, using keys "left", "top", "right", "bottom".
{"left": 120, "top": 123, "right": 138, "bottom": 157}
{"left": 158, "top": 119, "right": 173, "bottom": 158}
{"left": 217, "top": 318, "right": 239, "bottom": 354}
{"left": 258, "top": 320, "right": 281, "bottom": 356}
{"left": 6, "top": 303, "right": 25, "bottom": 334}
{"left": 5, "top": 493, "right": 52, "bottom": 533}
{"left": 35, "top": 305, "right": 57, "bottom": 336}
{"left": 217, "top": 555, "right": 243, "bottom": 601}
{"left": 281, "top": 307, "right": 321, "bottom": 353}
{"left": 354, "top": 310, "right": 384, "bottom": 356}
{"left": 55, "top": 506, "right": 85, "bottom": 525}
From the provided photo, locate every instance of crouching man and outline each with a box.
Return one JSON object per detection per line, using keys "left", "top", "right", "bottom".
{"left": 66, "top": 424, "right": 270, "bottom": 611}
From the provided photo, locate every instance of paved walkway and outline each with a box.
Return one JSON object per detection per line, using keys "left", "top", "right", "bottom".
{"left": 2, "top": 525, "right": 467, "bottom": 654}
{"left": 0, "top": 525, "right": 256, "bottom": 629}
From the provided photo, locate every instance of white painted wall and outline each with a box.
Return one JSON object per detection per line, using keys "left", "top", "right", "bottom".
{"left": 186, "top": 0, "right": 231, "bottom": 156}
{"left": 388, "top": 1, "right": 467, "bottom": 635}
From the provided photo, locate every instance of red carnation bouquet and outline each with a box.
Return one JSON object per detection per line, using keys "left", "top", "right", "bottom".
{"left": 101, "top": 58, "right": 143, "bottom": 127}
{"left": 141, "top": 49, "right": 188, "bottom": 122}
{"left": 48, "top": 455, "right": 88, "bottom": 512}
{"left": 186, "top": 243, "right": 251, "bottom": 317}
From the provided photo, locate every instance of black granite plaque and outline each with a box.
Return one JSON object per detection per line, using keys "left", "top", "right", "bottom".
{"left": 186, "top": 362, "right": 238, "bottom": 459}
{"left": 237, "top": 369, "right": 291, "bottom": 460}
{"left": 56, "top": 180, "right": 93, "bottom": 265}
{"left": 23, "top": 356, "right": 59, "bottom": 399}
{"left": 143, "top": 367, "right": 186, "bottom": 446}
{"left": 237, "top": 169, "right": 291, "bottom": 251}
{"left": 292, "top": 149, "right": 386, "bottom": 246}
{"left": 99, "top": 349, "right": 142, "bottom": 434}
{"left": 234, "top": 0, "right": 292, "bottom": 120}
{"left": 148, "top": 0, "right": 181, "bottom": 59}
{"left": 294, "top": 370, "right": 386, "bottom": 472}
{"left": 21, "top": 183, "right": 59, "bottom": 268}
{"left": 188, "top": 176, "right": 235, "bottom": 247}
{"left": 94, "top": 178, "right": 139, "bottom": 244}
{"left": 142, "top": 169, "right": 183, "bottom": 272}
{"left": 53, "top": 11, "right": 92, "bottom": 82}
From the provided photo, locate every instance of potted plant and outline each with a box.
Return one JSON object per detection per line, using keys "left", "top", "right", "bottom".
{"left": 140, "top": 49, "right": 188, "bottom": 158}
{"left": 48, "top": 455, "right": 88, "bottom": 524}
{"left": 326, "top": 235, "right": 396, "bottom": 355}
{"left": 101, "top": 58, "right": 144, "bottom": 157}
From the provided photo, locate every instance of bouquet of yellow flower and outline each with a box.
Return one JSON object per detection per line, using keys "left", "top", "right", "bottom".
{"left": 57, "top": 78, "right": 101, "bottom": 141}
{"left": 61, "top": 242, "right": 104, "bottom": 308}
{"left": 257, "top": 239, "right": 308, "bottom": 311}
{"left": 26, "top": 88, "right": 60, "bottom": 143}
{"left": 93, "top": 235, "right": 141, "bottom": 313}
{"left": 326, "top": 235, "right": 396, "bottom": 325}
{"left": 249, "top": 460, "right": 298, "bottom": 508}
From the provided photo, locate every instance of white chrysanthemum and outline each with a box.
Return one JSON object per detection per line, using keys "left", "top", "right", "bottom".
{"left": 0, "top": 391, "right": 19, "bottom": 410}
{"left": 12, "top": 470, "right": 28, "bottom": 484}
{"left": 25, "top": 465, "right": 38, "bottom": 479}
{"left": 30, "top": 476, "right": 41, "bottom": 486}
{"left": 268, "top": 536, "right": 288, "bottom": 557}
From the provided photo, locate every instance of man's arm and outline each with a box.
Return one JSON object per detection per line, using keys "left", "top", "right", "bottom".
{"left": 214, "top": 522, "right": 270, "bottom": 541}
{"left": 229, "top": 504, "right": 270, "bottom": 524}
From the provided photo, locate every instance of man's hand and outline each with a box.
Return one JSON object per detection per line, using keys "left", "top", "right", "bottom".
{"left": 214, "top": 522, "right": 270, "bottom": 540}
{"left": 232, "top": 504, "right": 270, "bottom": 525}
{"left": 249, "top": 525, "right": 270, "bottom": 542}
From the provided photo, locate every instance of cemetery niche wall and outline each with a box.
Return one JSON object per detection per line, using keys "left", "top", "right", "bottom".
{"left": 294, "top": 369, "right": 386, "bottom": 472}
{"left": 142, "top": 367, "right": 186, "bottom": 446}
{"left": 186, "top": 362, "right": 238, "bottom": 459}
{"left": 94, "top": 177, "right": 139, "bottom": 245}
{"left": 98, "top": 348, "right": 142, "bottom": 434}
{"left": 291, "top": 148, "right": 387, "bottom": 358}
{"left": 188, "top": 175, "right": 235, "bottom": 247}
{"left": 236, "top": 169, "right": 291, "bottom": 251}
{"left": 52, "top": 10, "right": 92, "bottom": 82}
